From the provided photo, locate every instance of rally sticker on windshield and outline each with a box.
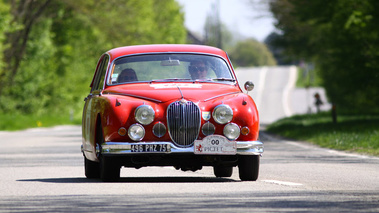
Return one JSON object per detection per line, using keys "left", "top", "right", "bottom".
{"left": 150, "top": 83, "right": 202, "bottom": 89}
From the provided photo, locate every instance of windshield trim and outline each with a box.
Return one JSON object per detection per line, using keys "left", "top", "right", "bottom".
{"left": 105, "top": 52, "right": 235, "bottom": 87}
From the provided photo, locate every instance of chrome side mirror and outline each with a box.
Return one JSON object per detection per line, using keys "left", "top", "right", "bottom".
{"left": 244, "top": 81, "right": 254, "bottom": 92}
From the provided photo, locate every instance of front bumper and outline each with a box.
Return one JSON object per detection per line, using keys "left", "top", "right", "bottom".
{"left": 101, "top": 140, "right": 263, "bottom": 156}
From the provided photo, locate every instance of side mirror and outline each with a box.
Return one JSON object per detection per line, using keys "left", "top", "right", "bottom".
{"left": 244, "top": 81, "right": 254, "bottom": 92}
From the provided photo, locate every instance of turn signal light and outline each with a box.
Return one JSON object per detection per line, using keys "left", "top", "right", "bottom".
{"left": 118, "top": 127, "right": 127, "bottom": 136}
{"left": 241, "top": 126, "right": 250, "bottom": 135}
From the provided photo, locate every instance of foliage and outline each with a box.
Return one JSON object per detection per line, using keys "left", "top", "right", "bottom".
{"left": 0, "top": 0, "right": 186, "bottom": 125}
{"left": 269, "top": 0, "right": 379, "bottom": 113}
{"left": 0, "top": 2, "right": 11, "bottom": 70}
{"left": 228, "top": 39, "right": 276, "bottom": 67}
{"left": 267, "top": 112, "right": 379, "bottom": 156}
{"left": 0, "top": 112, "right": 80, "bottom": 131}
{"left": 296, "top": 64, "right": 323, "bottom": 88}
{"left": 203, "top": 9, "right": 233, "bottom": 49}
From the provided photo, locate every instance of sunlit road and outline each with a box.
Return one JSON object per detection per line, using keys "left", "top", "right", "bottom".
{"left": 1, "top": 125, "right": 379, "bottom": 212}
{"left": 236, "top": 66, "right": 331, "bottom": 124}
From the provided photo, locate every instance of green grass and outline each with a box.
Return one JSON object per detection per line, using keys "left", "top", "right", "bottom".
{"left": 266, "top": 112, "right": 379, "bottom": 156}
{"left": 0, "top": 113, "right": 81, "bottom": 131}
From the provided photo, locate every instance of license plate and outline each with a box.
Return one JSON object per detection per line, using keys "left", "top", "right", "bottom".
{"left": 194, "top": 135, "right": 236, "bottom": 155}
{"left": 131, "top": 144, "right": 170, "bottom": 153}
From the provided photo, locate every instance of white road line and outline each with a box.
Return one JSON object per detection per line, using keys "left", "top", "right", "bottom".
{"left": 262, "top": 180, "right": 303, "bottom": 186}
{"left": 327, "top": 150, "right": 378, "bottom": 160}
{"left": 282, "top": 66, "right": 297, "bottom": 116}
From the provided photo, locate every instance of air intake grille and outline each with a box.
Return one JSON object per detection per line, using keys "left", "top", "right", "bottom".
{"left": 167, "top": 100, "right": 201, "bottom": 147}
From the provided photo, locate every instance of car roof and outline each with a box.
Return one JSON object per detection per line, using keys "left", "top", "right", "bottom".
{"left": 106, "top": 44, "right": 229, "bottom": 60}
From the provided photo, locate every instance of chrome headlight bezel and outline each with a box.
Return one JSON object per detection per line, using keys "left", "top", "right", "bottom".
{"left": 223, "top": 123, "right": 240, "bottom": 140}
{"left": 212, "top": 104, "right": 233, "bottom": 124}
{"left": 135, "top": 105, "right": 155, "bottom": 125}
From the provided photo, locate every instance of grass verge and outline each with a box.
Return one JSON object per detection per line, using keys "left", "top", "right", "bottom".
{"left": 0, "top": 113, "right": 81, "bottom": 131}
{"left": 266, "top": 112, "right": 379, "bottom": 156}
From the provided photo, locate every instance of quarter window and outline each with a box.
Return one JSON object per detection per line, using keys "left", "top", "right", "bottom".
{"left": 92, "top": 55, "right": 109, "bottom": 92}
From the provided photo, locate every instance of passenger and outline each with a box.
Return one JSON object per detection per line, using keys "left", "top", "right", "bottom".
{"left": 188, "top": 61, "right": 208, "bottom": 80}
{"left": 117, "top": 68, "right": 138, "bottom": 83}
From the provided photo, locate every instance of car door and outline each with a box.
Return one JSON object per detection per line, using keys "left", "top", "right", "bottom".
{"left": 82, "top": 54, "right": 110, "bottom": 159}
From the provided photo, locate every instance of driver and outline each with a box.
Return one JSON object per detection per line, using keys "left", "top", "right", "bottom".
{"left": 188, "top": 60, "right": 208, "bottom": 80}
{"left": 117, "top": 68, "right": 138, "bottom": 83}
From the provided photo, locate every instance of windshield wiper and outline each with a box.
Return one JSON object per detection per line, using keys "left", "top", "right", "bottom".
{"left": 150, "top": 78, "right": 192, "bottom": 83}
{"left": 210, "top": 78, "right": 236, "bottom": 82}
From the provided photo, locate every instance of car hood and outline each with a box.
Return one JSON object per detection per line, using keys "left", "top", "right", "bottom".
{"left": 104, "top": 83, "right": 242, "bottom": 103}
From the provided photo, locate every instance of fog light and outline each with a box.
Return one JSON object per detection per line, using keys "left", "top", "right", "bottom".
{"left": 153, "top": 122, "right": 166, "bottom": 138}
{"left": 202, "top": 122, "right": 215, "bottom": 136}
{"left": 118, "top": 127, "right": 127, "bottom": 136}
{"left": 241, "top": 126, "right": 250, "bottom": 135}
{"left": 128, "top": 124, "right": 145, "bottom": 141}
{"left": 223, "top": 123, "right": 240, "bottom": 140}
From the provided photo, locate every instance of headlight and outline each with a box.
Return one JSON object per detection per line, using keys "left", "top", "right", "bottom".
{"left": 223, "top": 123, "right": 240, "bottom": 140}
{"left": 128, "top": 124, "right": 145, "bottom": 141}
{"left": 212, "top": 104, "right": 233, "bottom": 124}
{"left": 135, "top": 105, "right": 155, "bottom": 125}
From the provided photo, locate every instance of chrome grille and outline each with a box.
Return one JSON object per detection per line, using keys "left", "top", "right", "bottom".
{"left": 167, "top": 100, "right": 201, "bottom": 147}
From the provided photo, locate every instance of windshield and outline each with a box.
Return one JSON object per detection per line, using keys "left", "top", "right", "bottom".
{"left": 107, "top": 54, "right": 234, "bottom": 85}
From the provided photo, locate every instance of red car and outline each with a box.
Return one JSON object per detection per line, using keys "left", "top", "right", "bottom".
{"left": 81, "top": 44, "right": 263, "bottom": 181}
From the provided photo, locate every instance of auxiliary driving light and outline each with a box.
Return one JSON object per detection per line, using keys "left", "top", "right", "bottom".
{"left": 128, "top": 124, "right": 145, "bottom": 141}
{"left": 223, "top": 123, "right": 240, "bottom": 140}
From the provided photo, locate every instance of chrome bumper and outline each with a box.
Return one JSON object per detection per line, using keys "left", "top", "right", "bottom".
{"left": 101, "top": 141, "right": 263, "bottom": 155}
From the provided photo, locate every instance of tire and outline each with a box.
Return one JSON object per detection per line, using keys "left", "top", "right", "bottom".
{"left": 100, "top": 155, "right": 120, "bottom": 182}
{"left": 213, "top": 166, "right": 233, "bottom": 178}
{"left": 238, "top": 155, "right": 260, "bottom": 181}
{"left": 84, "top": 157, "right": 100, "bottom": 179}
{"left": 96, "top": 121, "right": 120, "bottom": 182}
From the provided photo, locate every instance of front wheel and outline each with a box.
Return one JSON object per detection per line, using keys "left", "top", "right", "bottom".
{"left": 100, "top": 155, "right": 120, "bottom": 182}
{"left": 84, "top": 157, "right": 100, "bottom": 178}
{"left": 213, "top": 166, "right": 233, "bottom": 178}
{"left": 238, "top": 155, "right": 260, "bottom": 181}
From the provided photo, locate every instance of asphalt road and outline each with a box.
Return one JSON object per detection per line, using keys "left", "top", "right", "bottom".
{"left": 1, "top": 66, "right": 378, "bottom": 212}
{"left": 1, "top": 125, "right": 379, "bottom": 212}
{"left": 236, "top": 66, "right": 331, "bottom": 124}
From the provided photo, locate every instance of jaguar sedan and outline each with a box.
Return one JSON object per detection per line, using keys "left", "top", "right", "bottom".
{"left": 81, "top": 44, "right": 263, "bottom": 181}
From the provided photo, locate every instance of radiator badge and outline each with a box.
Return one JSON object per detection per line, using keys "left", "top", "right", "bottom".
{"left": 202, "top": 111, "right": 211, "bottom": 121}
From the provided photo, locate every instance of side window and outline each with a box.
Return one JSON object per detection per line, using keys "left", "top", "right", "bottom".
{"left": 91, "top": 55, "right": 110, "bottom": 92}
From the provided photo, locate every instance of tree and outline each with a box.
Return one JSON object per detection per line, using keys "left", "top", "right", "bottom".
{"left": 203, "top": 1, "right": 233, "bottom": 49}
{"left": 0, "top": 0, "right": 52, "bottom": 96}
{"left": 229, "top": 39, "right": 276, "bottom": 67}
{"left": 269, "top": 0, "right": 379, "bottom": 112}
{"left": 0, "top": 0, "right": 186, "bottom": 115}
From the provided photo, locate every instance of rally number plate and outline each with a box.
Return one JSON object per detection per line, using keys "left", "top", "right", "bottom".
{"left": 131, "top": 144, "right": 170, "bottom": 153}
{"left": 194, "top": 135, "right": 236, "bottom": 155}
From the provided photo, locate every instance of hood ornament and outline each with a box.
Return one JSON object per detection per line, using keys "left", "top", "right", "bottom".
{"left": 179, "top": 98, "right": 187, "bottom": 105}
{"left": 176, "top": 85, "right": 186, "bottom": 105}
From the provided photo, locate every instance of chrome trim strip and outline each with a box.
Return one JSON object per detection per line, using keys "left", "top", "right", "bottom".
{"left": 203, "top": 92, "right": 240, "bottom": 102}
{"left": 102, "top": 91, "right": 163, "bottom": 103}
{"left": 101, "top": 140, "right": 263, "bottom": 155}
